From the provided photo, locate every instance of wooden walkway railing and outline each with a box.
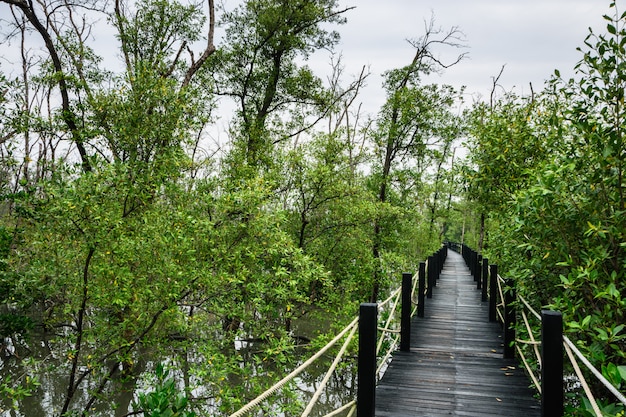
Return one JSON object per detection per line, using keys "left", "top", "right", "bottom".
{"left": 366, "top": 248, "right": 540, "bottom": 416}
{"left": 228, "top": 242, "right": 626, "bottom": 416}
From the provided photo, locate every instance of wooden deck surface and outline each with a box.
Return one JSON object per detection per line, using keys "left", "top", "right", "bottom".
{"left": 375, "top": 250, "right": 541, "bottom": 417}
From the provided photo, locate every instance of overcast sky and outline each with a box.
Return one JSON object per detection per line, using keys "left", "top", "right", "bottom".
{"left": 0, "top": 0, "right": 615, "bottom": 118}
{"left": 319, "top": 0, "right": 614, "bottom": 114}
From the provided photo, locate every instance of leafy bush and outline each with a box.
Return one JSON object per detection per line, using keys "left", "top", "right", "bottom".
{"left": 134, "top": 364, "right": 195, "bottom": 417}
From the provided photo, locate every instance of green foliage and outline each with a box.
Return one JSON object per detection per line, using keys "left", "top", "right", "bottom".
{"left": 134, "top": 364, "right": 196, "bottom": 417}
{"left": 466, "top": 3, "right": 626, "bottom": 413}
{"left": 116, "top": 0, "right": 205, "bottom": 73}
{"left": 566, "top": 397, "right": 625, "bottom": 417}
{"left": 214, "top": 0, "right": 345, "bottom": 169}
{"left": 282, "top": 133, "right": 378, "bottom": 304}
{"left": 0, "top": 358, "right": 41, "bottom": 412}
{"left": 466, "top": 93, "right": 550, "bottom": 213}
{"left": 0, "top": 313, "right": 33, "bottom": 339}
{"left": 0, "top": 0, "right": 463, "bottom": 415}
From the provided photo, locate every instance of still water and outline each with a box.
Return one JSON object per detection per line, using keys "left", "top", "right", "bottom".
{"left": 0, "top": 317, "right": 359, "bottom": 417}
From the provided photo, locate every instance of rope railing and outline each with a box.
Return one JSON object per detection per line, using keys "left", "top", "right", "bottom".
{"left": 410, "top": 261, "right": 424, "bottom": 314}
{"left": 377, "top": 333, "right": 400, "bottom": 376}
{"left": 563, "top": 336, "right": 626, "bottom": 406}
{"left": 377, "top": 289, "right": 402, "bottom": 355}
{"left": 228, "top": 316, "right": 359, "bottom": 417}
{"left": 379, "top": 286, "right": 402, "bottom": 309}
{"left": 520, "top": 309, "right": 542, "bottom": 368}
{"left": 301, "top": 324, "right": 358, "bottom": 417}
{"left": 515, "top": 290, "right": 626, "bottom": 414}
{"left": 319, "top": 400, "right": 356, "bottom": 417}
{"left": 495, "top": 274, "right": 506, "bottom": 324}
{"left": 228, "top": 246, "right": 445, "bottom": 417}
{"left": 518, "top": 294, "right": 541, "bottom": 320}
{"left": 461, "top": 241, "right": 626, "bottom": 417}
{"left": 515, "top": 297, "right": 542, "bottom": 393}
{"left": 563, "top": 339, "right": 602, "bottom": 417}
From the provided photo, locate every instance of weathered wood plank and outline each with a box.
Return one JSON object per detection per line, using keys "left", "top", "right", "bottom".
{"left": 375, "top": 250, "right": 540, "bottom": 416}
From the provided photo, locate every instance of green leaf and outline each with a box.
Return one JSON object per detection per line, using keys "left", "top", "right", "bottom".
{"left": 602, "top": 363, "right": 622, "bottom": 388}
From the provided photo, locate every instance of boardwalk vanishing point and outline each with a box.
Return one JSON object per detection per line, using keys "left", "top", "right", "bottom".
{"left": 375, "top": 249, "right": 541, "bottom": 417}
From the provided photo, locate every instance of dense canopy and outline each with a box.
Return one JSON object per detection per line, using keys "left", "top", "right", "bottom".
{"left": 0, "top": 1, "right": 624, "bottom": 416}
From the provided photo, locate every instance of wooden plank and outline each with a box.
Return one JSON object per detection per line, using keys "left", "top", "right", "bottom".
{"left": 375, "top": 250, "right": 540, "bottom": 416}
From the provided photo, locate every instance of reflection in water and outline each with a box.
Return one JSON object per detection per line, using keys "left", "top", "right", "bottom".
{"left": 1, "top": 315, "right": 358, "bottom": 417}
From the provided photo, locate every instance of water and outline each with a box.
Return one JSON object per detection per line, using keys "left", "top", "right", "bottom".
{"left": 0, "top": 316, "right": 358, "bottom": 417}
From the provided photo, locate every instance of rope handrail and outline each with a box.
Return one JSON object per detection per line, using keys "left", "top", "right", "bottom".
{"left": 518, "top": 294, "right": 541, "bottom": 320}
{"left": 496, "top": 308, "right": 504, "bottom": 323}
{"left": 563, "top": 341, "right": 603, "bottom": 417}
{"left": 228, "top": 316, "right": 359, "bottom": 417}
{"left": 411, "top": 270, "right": 419, "bottom": 297}
{"left": 377, "top": 289, "right": 401, "bottom": 354}
{"left": 410, "top": 275, "right": 428, "bottom": 309}
{"left": 459, "top": 243, "right": 626, "bottom": 414}
{"left": 379, "top": 286, "right": 401, "bottom": 309}
{"left": 377, "top": 334, "right": 400, "bottom": 376}
{"left": 410, "top": 269, "right": 420, "bottom": 316}
{"left": 514, "top": 295, "right": 543, "bottom": 392}
{"left": 496, "top": 274, "right": 505, "bottom": 313}
{"left": 320, "top": 400, "right": 356, "bottom": 417}
{"left": 378, "top": 327, "right": 401, "bottom": 334}
{"left": 301, "top": 324, "right": 358, "bottom": 417}
{"left": 503, "top": 277, "right": 626, "bottom": 411}
{"left": 520, "top": 309, "right": 542, "bottom": 367}
{"left": 563, "top": 335, "right": 626, "bottom": 406}
{"left": 515, "top": 338, "right": 540, "bottom": 345}
{"left": 515, "top": 344, "right": 541, "bottom": 393}
{"left": 229, "top": 248, "right": 442, "bottom": 417}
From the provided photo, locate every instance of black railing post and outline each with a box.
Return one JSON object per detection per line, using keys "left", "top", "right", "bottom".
{"left": 481, "top": 258, "right": 489, "bottom": 301}
{"left": 427, "top": 256, "right": 434, "bottom": 298}
{"left": 433, "top": 252, "right": 439, "bottom": 286}
{"left": 503, "top": 278, "right": 516, "bottom": 359}
{"left": 400, "top": 273, "right": 412, "bottom": 352}
{"left": 477, "top": 254, "right": 483, "bottom": 290}
{"left": 418, "top": 262, "right": 426, "bottom": 318}
{"left": 439, "top": 247, "right": 446, "bottom": 275}
{"left": 541, "top": 310, "right": 564, "bottom": 417}
{"left": 489, "top": 264, "right": 498, "bottom": 322}
{"left": 358, "top": 303, "right": 378, "bottom": 417}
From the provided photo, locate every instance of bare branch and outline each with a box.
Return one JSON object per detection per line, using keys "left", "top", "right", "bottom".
{"left": 162, "top": 40, "right": 187, "bottom": 79}
{"left": 182, "top": 0, "right": 215, "bottom": 88}
{"left": 403, "top": 14, "right": 468, "bottom": 83}
{"left": 114, "top": 0, "right": 134, "bottom": 83}
{"left": 3, "top": 0, "right": 92, "bottom": 172}
{"left": 490, "top": 64, "right": 506, "bottom": 109}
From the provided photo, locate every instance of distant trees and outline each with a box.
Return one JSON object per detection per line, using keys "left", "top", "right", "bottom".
{"left": 466, "top": 2, "right": 626, "bottom": 412}
{"left": 0, "top": 0, "right": 464, "bottom": 415}
{"left": 369, "top": 21, "right": 465, "bottom": 301}
{"left": 214, "top": 0, "right": 352, "bottom": 173}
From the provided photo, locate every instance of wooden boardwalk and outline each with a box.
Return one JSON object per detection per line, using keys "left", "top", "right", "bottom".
{"left": 375, "top": 250, "right": 541, "bottom": 416}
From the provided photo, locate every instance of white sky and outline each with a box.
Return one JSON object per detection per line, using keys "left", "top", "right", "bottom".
{"left": 0, "top": 0, "right": 616, "bottom": 120}
{"left": 317, "top": 0, "right": 615, "bottom": 115}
